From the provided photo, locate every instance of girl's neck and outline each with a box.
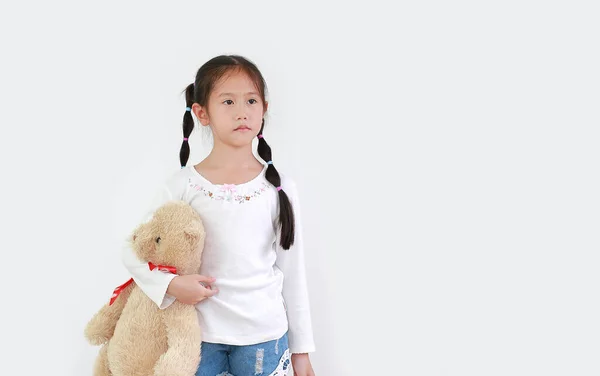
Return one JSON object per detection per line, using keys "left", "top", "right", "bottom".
{"left": 202, "top": 142, "right": 261, "bottom": 170}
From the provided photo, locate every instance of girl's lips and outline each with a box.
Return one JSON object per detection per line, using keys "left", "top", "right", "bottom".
{"left": 235, "top": 126, "right": 251, "bottom": 131}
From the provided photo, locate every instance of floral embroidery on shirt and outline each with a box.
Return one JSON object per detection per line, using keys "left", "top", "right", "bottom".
{"left": 188, "top": 178, "right": 270, "bottom": 203}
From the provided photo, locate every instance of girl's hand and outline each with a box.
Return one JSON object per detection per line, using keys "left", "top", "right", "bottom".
{"left": 166, "top": 274, "right": 218, "bottom": 305}
{"left": 291, "top": 353, "right": 315, "bottom": 376}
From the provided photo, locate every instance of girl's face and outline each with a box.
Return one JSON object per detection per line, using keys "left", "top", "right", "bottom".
{"left": 193, "top": 71, "right": 268, "bottom": 148}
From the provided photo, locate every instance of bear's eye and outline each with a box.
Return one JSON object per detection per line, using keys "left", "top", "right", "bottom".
{"left": 156, "top": 237, "right": 161, "bottom": 243}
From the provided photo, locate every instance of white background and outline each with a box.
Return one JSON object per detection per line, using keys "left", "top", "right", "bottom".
{"left": 1, "top": 1, "right": 598, "bottom": 375}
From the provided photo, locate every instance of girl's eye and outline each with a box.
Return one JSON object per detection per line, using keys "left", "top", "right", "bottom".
{"left": 223, "top": 99, "right": 259, "bottom": 105}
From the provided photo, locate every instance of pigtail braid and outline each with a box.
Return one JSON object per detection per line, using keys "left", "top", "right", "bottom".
{"left": 179, "top": 83, "right": 195, "bottom": 167}
{"left": 257, "top": 119, "right": 295, "bottom": 250}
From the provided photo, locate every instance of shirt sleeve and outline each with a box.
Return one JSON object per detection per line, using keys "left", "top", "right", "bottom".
{"left": 120, "top": 178, "right": 183, "bottom": 310}
{"left": 274, "top": 176, "right": 316, "bottom": 354}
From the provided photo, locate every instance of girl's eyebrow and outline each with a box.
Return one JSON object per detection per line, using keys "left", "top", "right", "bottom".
{"left": 218, "top": 92, "right": 259, "bottom": 97}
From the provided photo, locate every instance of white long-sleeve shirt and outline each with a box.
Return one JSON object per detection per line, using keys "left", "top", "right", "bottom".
{"left": 121, "top": 164, "right": 315, "bottom": 353}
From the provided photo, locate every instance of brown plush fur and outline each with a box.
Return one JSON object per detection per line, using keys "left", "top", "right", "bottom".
{"left": 84, "top": 200, "right": 206, "bottom": 376}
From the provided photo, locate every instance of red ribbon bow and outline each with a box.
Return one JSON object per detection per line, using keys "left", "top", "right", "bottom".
{"left": 109, "top": 262, "right": 177, "bottom": 305}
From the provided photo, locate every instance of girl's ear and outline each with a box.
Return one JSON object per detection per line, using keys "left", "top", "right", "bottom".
{"left": 193, "top": 103, "right": 210, "bottom": 126}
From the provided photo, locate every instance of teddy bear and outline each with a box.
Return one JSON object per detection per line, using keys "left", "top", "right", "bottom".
{"left": 84, "top": 200, "right": 206, "bottom": 376}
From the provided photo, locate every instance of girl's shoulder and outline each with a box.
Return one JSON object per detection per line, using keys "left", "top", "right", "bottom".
{"left": 160, "top": 166, "right": 196, "bottom": 198}
{"left": 162, "top": 166, "right": 300, "bottom": 199}
{"left": 277, "top": 171, "right": 300, "bottom": 198}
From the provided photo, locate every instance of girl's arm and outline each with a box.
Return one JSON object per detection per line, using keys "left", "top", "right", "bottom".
{"left": 121, "top": 184, "right": 179, "bottom": 309}
{"left": 122, "top": 242, "right": 178, "bottom": 309}
{"left": 275, "top": 176, "right": 316, "bottom": 354}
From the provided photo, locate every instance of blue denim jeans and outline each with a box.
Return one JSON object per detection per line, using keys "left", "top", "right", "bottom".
{"left": 195, "top": 331, "right": 290, "bottom": 376}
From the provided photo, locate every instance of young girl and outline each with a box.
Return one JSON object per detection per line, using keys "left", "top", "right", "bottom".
{"left": 121, "top": 55, "right": 316, "bottom": 376}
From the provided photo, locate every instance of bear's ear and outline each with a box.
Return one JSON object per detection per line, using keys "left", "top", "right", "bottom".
{"left": 131, "top": 222, "right": 157, "bottom": 261}
{"left": 183, "top": 221, "right": 205, "bottom": 245}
